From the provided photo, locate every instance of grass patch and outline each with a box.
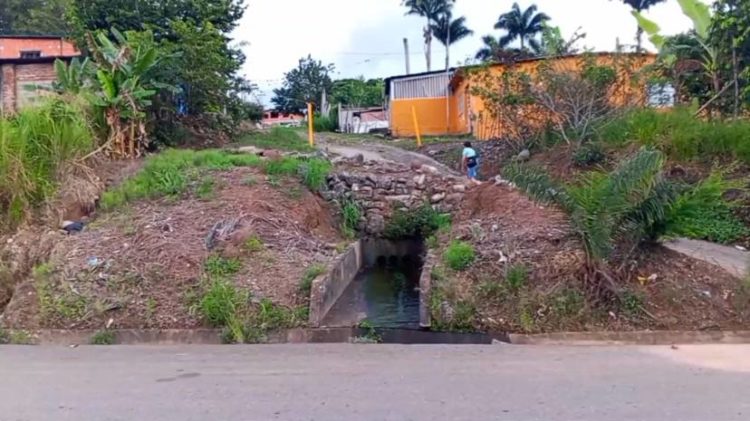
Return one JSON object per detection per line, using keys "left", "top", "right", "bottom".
{"left": 199, "top": 279, "right": 250, "bottom": 327}
{"left": 299, "top": 264, "right": 326, "bottom": 297}
{"left": 505, "top": 264, "right": 529, "bottom": 291}
{"left": 204, "top": 255, "right": 242, "bottom": 279}
{"left": 34, "top": 263, "right": 88, "bottom": 323}
{"left": 596, "top": 107, "right": 750, "bottom": 163}
{"left": 238, "top": 127, "right": 313, "bottom": 152}
{"left": 89, "top": 330, "right": 116, "bottom": 345}
{"left": 196, "top": 176, "right": 217, "bottom": 200}
{"left": 443, "top": 241, "right": 476, "bottom": 271}
{"left": 101, "top": 149, "right": 262, "bottom": 210}
{"left": 384, "top": 204, "right": 451, "bottom": 240}
{"left": 242, "top": 175, "right": 257, "bottom": 186}
{"left": 244, "top": 235, "right": 265, "bottom": 253}
{"left": 264, "top": 157, "right": 332, "bottom": 190}
{"left": 0, "top": 99, "right": 94, "bottom": 230}
{"left": 340, "top": 199, "right": 362, "bottom": 238}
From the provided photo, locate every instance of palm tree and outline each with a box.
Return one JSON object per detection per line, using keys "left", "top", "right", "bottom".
{"left": 402, "top": 0, "right": 455, "bottom": 71}
{"left": 494, "top": 2, "right": 550, "bottom": 52}
{"left": 474, "top": 35, "right": 533, "bottom": 63}
{"left": 615, "top": 0, "right": 667, "bottom": 51}
{"left": 431, "top": 12, "right": 473, "bottom": 69}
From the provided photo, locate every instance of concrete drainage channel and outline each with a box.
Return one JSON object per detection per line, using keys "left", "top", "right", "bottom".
{"left": 307, "top": 238, "right": 493, "bottom": 344}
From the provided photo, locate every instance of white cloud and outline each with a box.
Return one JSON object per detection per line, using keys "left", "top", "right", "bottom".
{"left": 234, "top": 0, "right": 708, "bottom": 105}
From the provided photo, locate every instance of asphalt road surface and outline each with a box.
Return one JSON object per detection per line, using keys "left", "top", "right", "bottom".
{"left": 1, "top": 344, "right": 749, "bottom": 421}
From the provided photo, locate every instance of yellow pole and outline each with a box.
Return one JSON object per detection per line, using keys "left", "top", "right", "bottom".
{"left": 411, "top": 106, "right": 422, "bottom": 147}
{"left": 307, "top": 102, "right": 314, "bottom": 147}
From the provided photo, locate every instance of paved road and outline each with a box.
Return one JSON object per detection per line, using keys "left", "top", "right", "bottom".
{"left": 2, "top": 344, "right": 750, "bottom": 421}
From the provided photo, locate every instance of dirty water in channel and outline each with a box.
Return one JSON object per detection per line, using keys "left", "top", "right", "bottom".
{"left": 323, "top": 254, "right": 423, "bottom": 329}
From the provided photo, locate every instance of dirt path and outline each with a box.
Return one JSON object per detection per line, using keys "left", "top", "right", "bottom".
{"left": 662, "top": 238, "right": 749, "bottom": 278}
{"left": 317, "top": 134, "right": 460, "bottom": 176}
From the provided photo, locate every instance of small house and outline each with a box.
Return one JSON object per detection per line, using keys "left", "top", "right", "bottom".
{"left": 385, "top": 53, "right": 657, "bottom": 140}
{"left": 0, "top": 35, "right": 80, "bottom": 113}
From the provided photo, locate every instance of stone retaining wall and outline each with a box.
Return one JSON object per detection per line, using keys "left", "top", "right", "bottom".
{"left": 324, "top": 158, "right": 468, "bottom": 235}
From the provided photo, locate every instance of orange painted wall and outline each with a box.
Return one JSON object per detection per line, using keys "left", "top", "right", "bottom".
{"left": 391, "top": 97, "right": 457, "bottom": 137}
{"left": 0, "top": 37, "right": 79, "bottom": 59}
{"left": 460, "top": 54, "right": 656, "bottom": 140}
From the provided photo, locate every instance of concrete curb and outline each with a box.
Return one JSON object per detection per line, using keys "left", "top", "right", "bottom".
{"left": 508, "top": 331, "right": 750, "bottom": 346}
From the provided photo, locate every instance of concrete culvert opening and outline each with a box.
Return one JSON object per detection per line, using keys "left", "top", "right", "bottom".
{"left": 322, "top": 239, "right": 425, "bottom": 329}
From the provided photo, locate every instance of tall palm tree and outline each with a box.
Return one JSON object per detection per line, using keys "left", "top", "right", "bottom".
{"left": 402, "top": 0, "right": 455, "bottom": 71}
{"left": 494, "top": 2, "right": 550, "bottom": 52}
{"left": 614, "top": 0, "right": 667, "bottom": 51}
{"left": 431, "top": 12, "right": 474, "bottom": 69}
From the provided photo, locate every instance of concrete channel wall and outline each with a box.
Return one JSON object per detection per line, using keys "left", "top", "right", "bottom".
{"left": 309, "top": 241, "right": 363, "bottom": 327}
{"left": 308, "top": 239, "right": 429, "bottom": 328}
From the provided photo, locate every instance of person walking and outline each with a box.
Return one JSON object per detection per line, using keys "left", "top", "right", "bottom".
{"left": 461, "top": 141, "right": 481, "bottom": 184}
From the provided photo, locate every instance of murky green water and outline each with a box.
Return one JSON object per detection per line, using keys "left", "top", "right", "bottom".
{"left": 323, "top": 255, "right": 422, "bottom": 328}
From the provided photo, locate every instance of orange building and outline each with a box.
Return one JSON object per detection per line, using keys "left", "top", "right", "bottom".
{"left": 0, "top": 35, "right": 80, "bottom": 113}
{"left": 386, "top": 53, "right": 657, "bottom": 140}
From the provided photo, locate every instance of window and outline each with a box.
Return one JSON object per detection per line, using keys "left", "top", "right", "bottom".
{"left": 647, "top": 83, "right": 675, "bottom": 108}
{"left": 20, "top": 50, "right": 42, "bottom": 59}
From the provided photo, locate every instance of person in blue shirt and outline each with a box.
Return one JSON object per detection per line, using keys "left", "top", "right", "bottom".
{"left": 461, "top": 141, "right": 480, "bottom": 183}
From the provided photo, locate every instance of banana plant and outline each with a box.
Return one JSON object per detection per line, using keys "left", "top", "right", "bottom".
{"left": 53, "top": 57, "right": 94, "bottom": 94}
{"left": 83, "top": 28, "right": 177, "bottom": 157}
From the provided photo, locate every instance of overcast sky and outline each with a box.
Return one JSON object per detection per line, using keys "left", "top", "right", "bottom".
{"left": 234, "top": 0, "right": 709, "bottom": 105}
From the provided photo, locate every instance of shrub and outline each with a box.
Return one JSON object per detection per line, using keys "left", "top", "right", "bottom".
{"left": 444, "top": 241, "right": 476, "bottom": 271}
{"left": 199, "top": 279, "right": 249, "bottom": 327}
{"left": 384, "top": 204, "right": 451, "bottom": 239}
{"left": 313, "top": 113, "right": 337, "bottom": 132}
{"left": 0, "top": 100, "right": 94, "bottom": 229}
{"left": 572, "top": 143, "right": 606, "bottom": 167}
{"left": 89, "top": 330, "right": 116, "bottom": 345}
{"left": 507, "top": 149, "right": 675, "bottom": 263}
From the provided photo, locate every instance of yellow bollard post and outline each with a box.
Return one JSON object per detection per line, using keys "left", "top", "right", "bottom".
{"left": 411, "top": 106, "right": 422, "bottom": 147}
{"left": 307, "top": 102, "right": 314, "bottom": 147}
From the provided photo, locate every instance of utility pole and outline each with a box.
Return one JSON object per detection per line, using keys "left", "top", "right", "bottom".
{"left": 403, "top": 38, "right": 411, "bottom": 75}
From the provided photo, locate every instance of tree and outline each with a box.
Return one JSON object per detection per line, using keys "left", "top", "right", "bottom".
{"left": 67, "top": 0, "right": 247, "bottom": 115}
{"left": 272, "top": 56, "right": 334, "bottom": 114}
{"left": 710, "top": 0, "right": 750, "bottom": 116}
{"left": 402, "top": 0, "right": 455, "bottom": 72}
{"left": 431, "top": 12, "right": 473, "bottom": 69}
{"left": 0, "top": 0, "right": 72, "bottom": 35}
{"left": 330, "top": 78, "right": 384, "bottom": 108}
{"left": 539, "top": 24, "right": 586, "bottom": 56}
{"left": 494, "top": 2, "right": 550, "bottom": 53}
{"left": 613, "top": 0, "right": 668, "bottom": 51}
{"left": 474, "top": 35, "right": 533, "bottom": 63}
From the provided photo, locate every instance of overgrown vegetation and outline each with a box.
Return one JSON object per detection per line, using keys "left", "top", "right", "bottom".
{"left": 340, "top": 199, "right": 362, "bottom": 238}
{"left": 299, "top": 264, "right": 326, "bottom": 297}
{"left": 595, "top": 107, "right": 750, "bottom": 163}
{"left": 239, "top": 127, "right": 313, "bottom": 152}
{"left": 89, "top": 330, "right": 116, "bottom": 345}
{"left": 196, "top": 256, "right": 305, "bottom": 344}
{"left": 0, "top": 100, "right": 94, "bottom": 230}
{"left": 384, "top": 204, "right": 451, "bottom": 240}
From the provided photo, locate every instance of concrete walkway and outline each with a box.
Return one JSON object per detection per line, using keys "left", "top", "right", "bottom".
{"left": 663, "top": 238, "right": 749, "bottom": 278}
{"left": 1, "top": 344, "right": 749, "bottom": 420}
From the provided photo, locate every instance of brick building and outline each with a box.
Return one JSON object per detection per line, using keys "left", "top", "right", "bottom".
{"left": 0, "top": 35, "right": 80, "bottom": 114}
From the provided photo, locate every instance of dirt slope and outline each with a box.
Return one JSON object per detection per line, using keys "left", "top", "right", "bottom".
{"left": 2, "top": 167, "right": 342, "bottom": 330}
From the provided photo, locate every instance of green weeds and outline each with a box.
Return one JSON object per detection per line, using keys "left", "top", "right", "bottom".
{"left": 443, "top": 241, "right": 476, "bottom": 271}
